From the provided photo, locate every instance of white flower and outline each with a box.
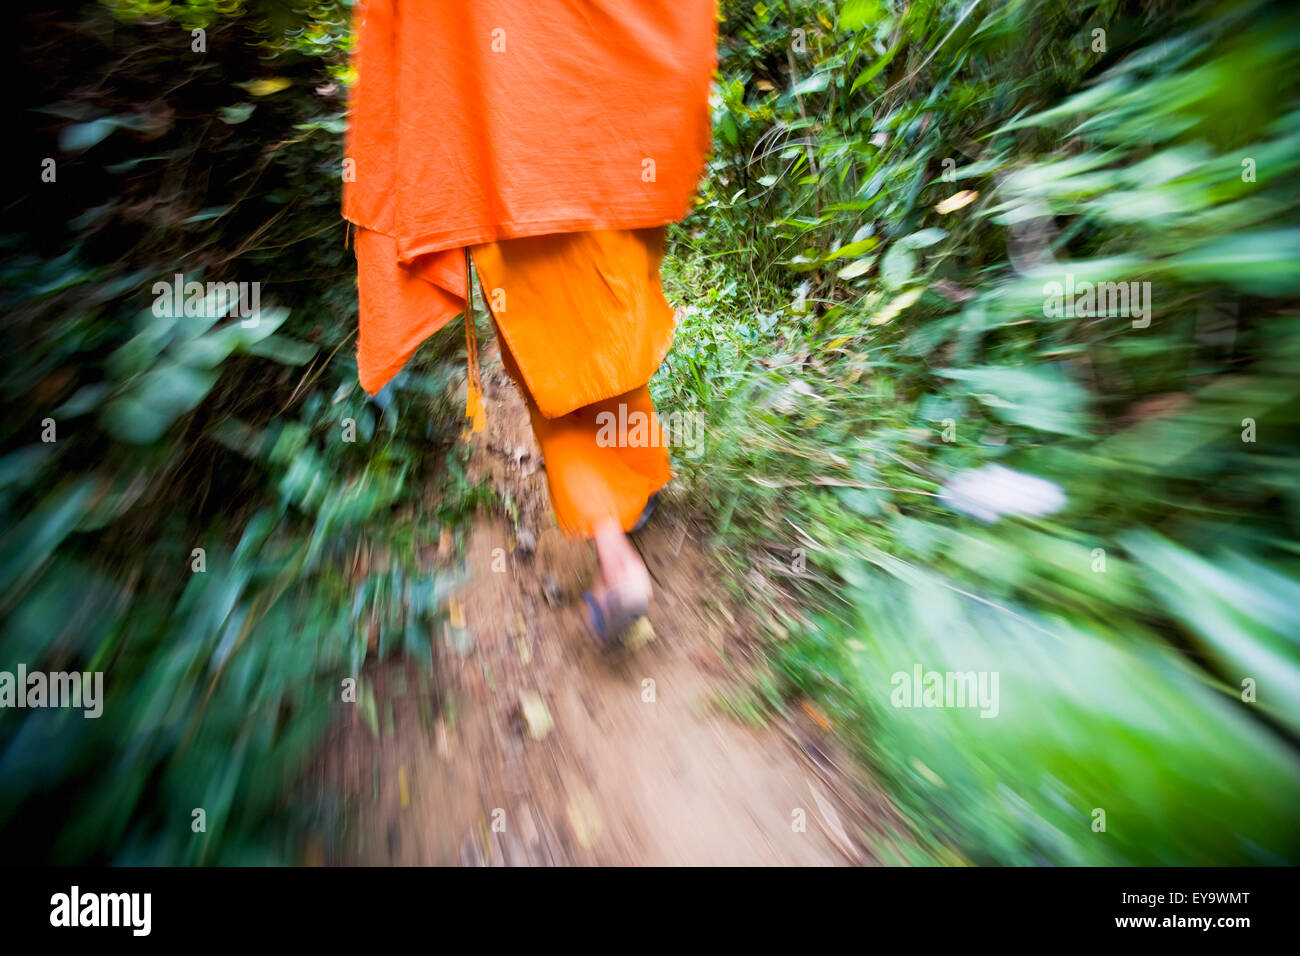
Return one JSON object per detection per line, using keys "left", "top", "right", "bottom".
{"left": 941, "top": 464, "right": 1066, "bottom": 523}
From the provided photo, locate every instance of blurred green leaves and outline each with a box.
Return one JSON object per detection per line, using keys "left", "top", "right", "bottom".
{"left": 1, "top": 0, "right": 470, "bottom": 864}
{"left": 664, "top": 0, "right": 1300, "bottom": 864}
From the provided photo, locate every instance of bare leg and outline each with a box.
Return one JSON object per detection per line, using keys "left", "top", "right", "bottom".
{"left": 592, "top": 518, "right": 652, "bottom": 613}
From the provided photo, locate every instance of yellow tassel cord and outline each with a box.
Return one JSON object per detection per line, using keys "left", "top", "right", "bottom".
{"left": 463, "top": 250, "right": 486, "bottom": 435}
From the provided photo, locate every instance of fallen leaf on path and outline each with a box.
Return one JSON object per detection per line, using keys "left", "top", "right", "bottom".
{"left": 624, "top": 617, "right": 656, "bottom": 651}
{"left": 507, "top": 612, "right": 526, "bottom": 640}
{"left": 448, "top": 597, "right": 465, "bottom": 629}
{"left": 566, "top": 788, "right": 603, "bottom": 850}
{"left": 520, "top": 690, "right": 553, "bottom": 740}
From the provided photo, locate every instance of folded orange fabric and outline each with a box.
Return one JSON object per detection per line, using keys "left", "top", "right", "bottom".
{"left": 352, "top": 229, "right": 467, "bottom": 394}
{"left": 470, "top": 227, "right": 675, "bottom": 419}
{"left": 343, "top": 0, "right": 717, "bottom": 395}
{"left": 494, "top": 313, "right": 673, "bottom": 537}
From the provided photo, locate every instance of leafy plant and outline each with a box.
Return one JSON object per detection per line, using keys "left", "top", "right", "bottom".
{"left": 660, "top": 0, "right": 1300, "bottom": 864}
{"left": 1, "top": 0, "right": 474, "bottom": 863}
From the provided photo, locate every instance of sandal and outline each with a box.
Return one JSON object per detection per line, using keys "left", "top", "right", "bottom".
{"left": 583, "top": 586, "right": 649, "bottom": 649}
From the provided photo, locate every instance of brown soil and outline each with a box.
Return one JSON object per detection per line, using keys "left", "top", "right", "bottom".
{"left": 319, "top": 345, "right": 890, "bottom": 865}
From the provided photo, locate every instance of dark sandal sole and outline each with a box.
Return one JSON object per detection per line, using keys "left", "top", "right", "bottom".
{"left": 583, "top": 588, "right": 649, "bottom": 650}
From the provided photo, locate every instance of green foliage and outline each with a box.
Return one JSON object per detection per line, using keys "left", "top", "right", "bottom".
{"left": 661, "top": 0, "right": 1300, "bottom": 863}
{"left": 9, "top": 0, "right": 1298, "bottom": 868}
{"left": 1, "top": 0, "right": 474, "bottom": 863}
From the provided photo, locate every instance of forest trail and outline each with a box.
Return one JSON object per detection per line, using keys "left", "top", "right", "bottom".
{"left": 322, "top": 342, "right": 894, "bottom": 865}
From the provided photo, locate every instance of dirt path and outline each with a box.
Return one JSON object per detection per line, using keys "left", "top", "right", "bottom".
{"left": 322, "top": 345, "right": 886, "bottom": 865}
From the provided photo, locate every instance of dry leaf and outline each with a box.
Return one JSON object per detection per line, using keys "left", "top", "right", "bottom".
{"left": 934, "top": 189, "right": 978, "bottom": 214}
{"left": 566, "top": 788, "right": 603, "bottom": 849}
{"left": 520, "top": 690, "right": 553, "bottom": 740}
{"left": 623, "top": 616, "right": 656, "bottom": 651}
{"left": 506, "top": 612, "right": 527, "bottom": 640}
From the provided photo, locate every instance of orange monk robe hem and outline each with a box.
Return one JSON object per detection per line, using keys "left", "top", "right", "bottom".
{"left": 494, "top": 322, "right": 673, "bottom": 538}
{"left": 468, "top": 227, "right": 676, "bottom": 419}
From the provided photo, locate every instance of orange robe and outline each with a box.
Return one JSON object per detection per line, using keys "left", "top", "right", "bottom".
{"left": 472, "top": 228, "right": 675, "bottom": 535}
{"left": 343, "top": 0, "right": 716, "bottom": 394}
{"left": 343, "top": 1, "right": 716, "bottom": 534}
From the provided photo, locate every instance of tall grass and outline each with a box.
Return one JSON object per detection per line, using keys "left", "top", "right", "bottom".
{"left": 658, "top": 0, "right": 1300, "bottom": 864}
